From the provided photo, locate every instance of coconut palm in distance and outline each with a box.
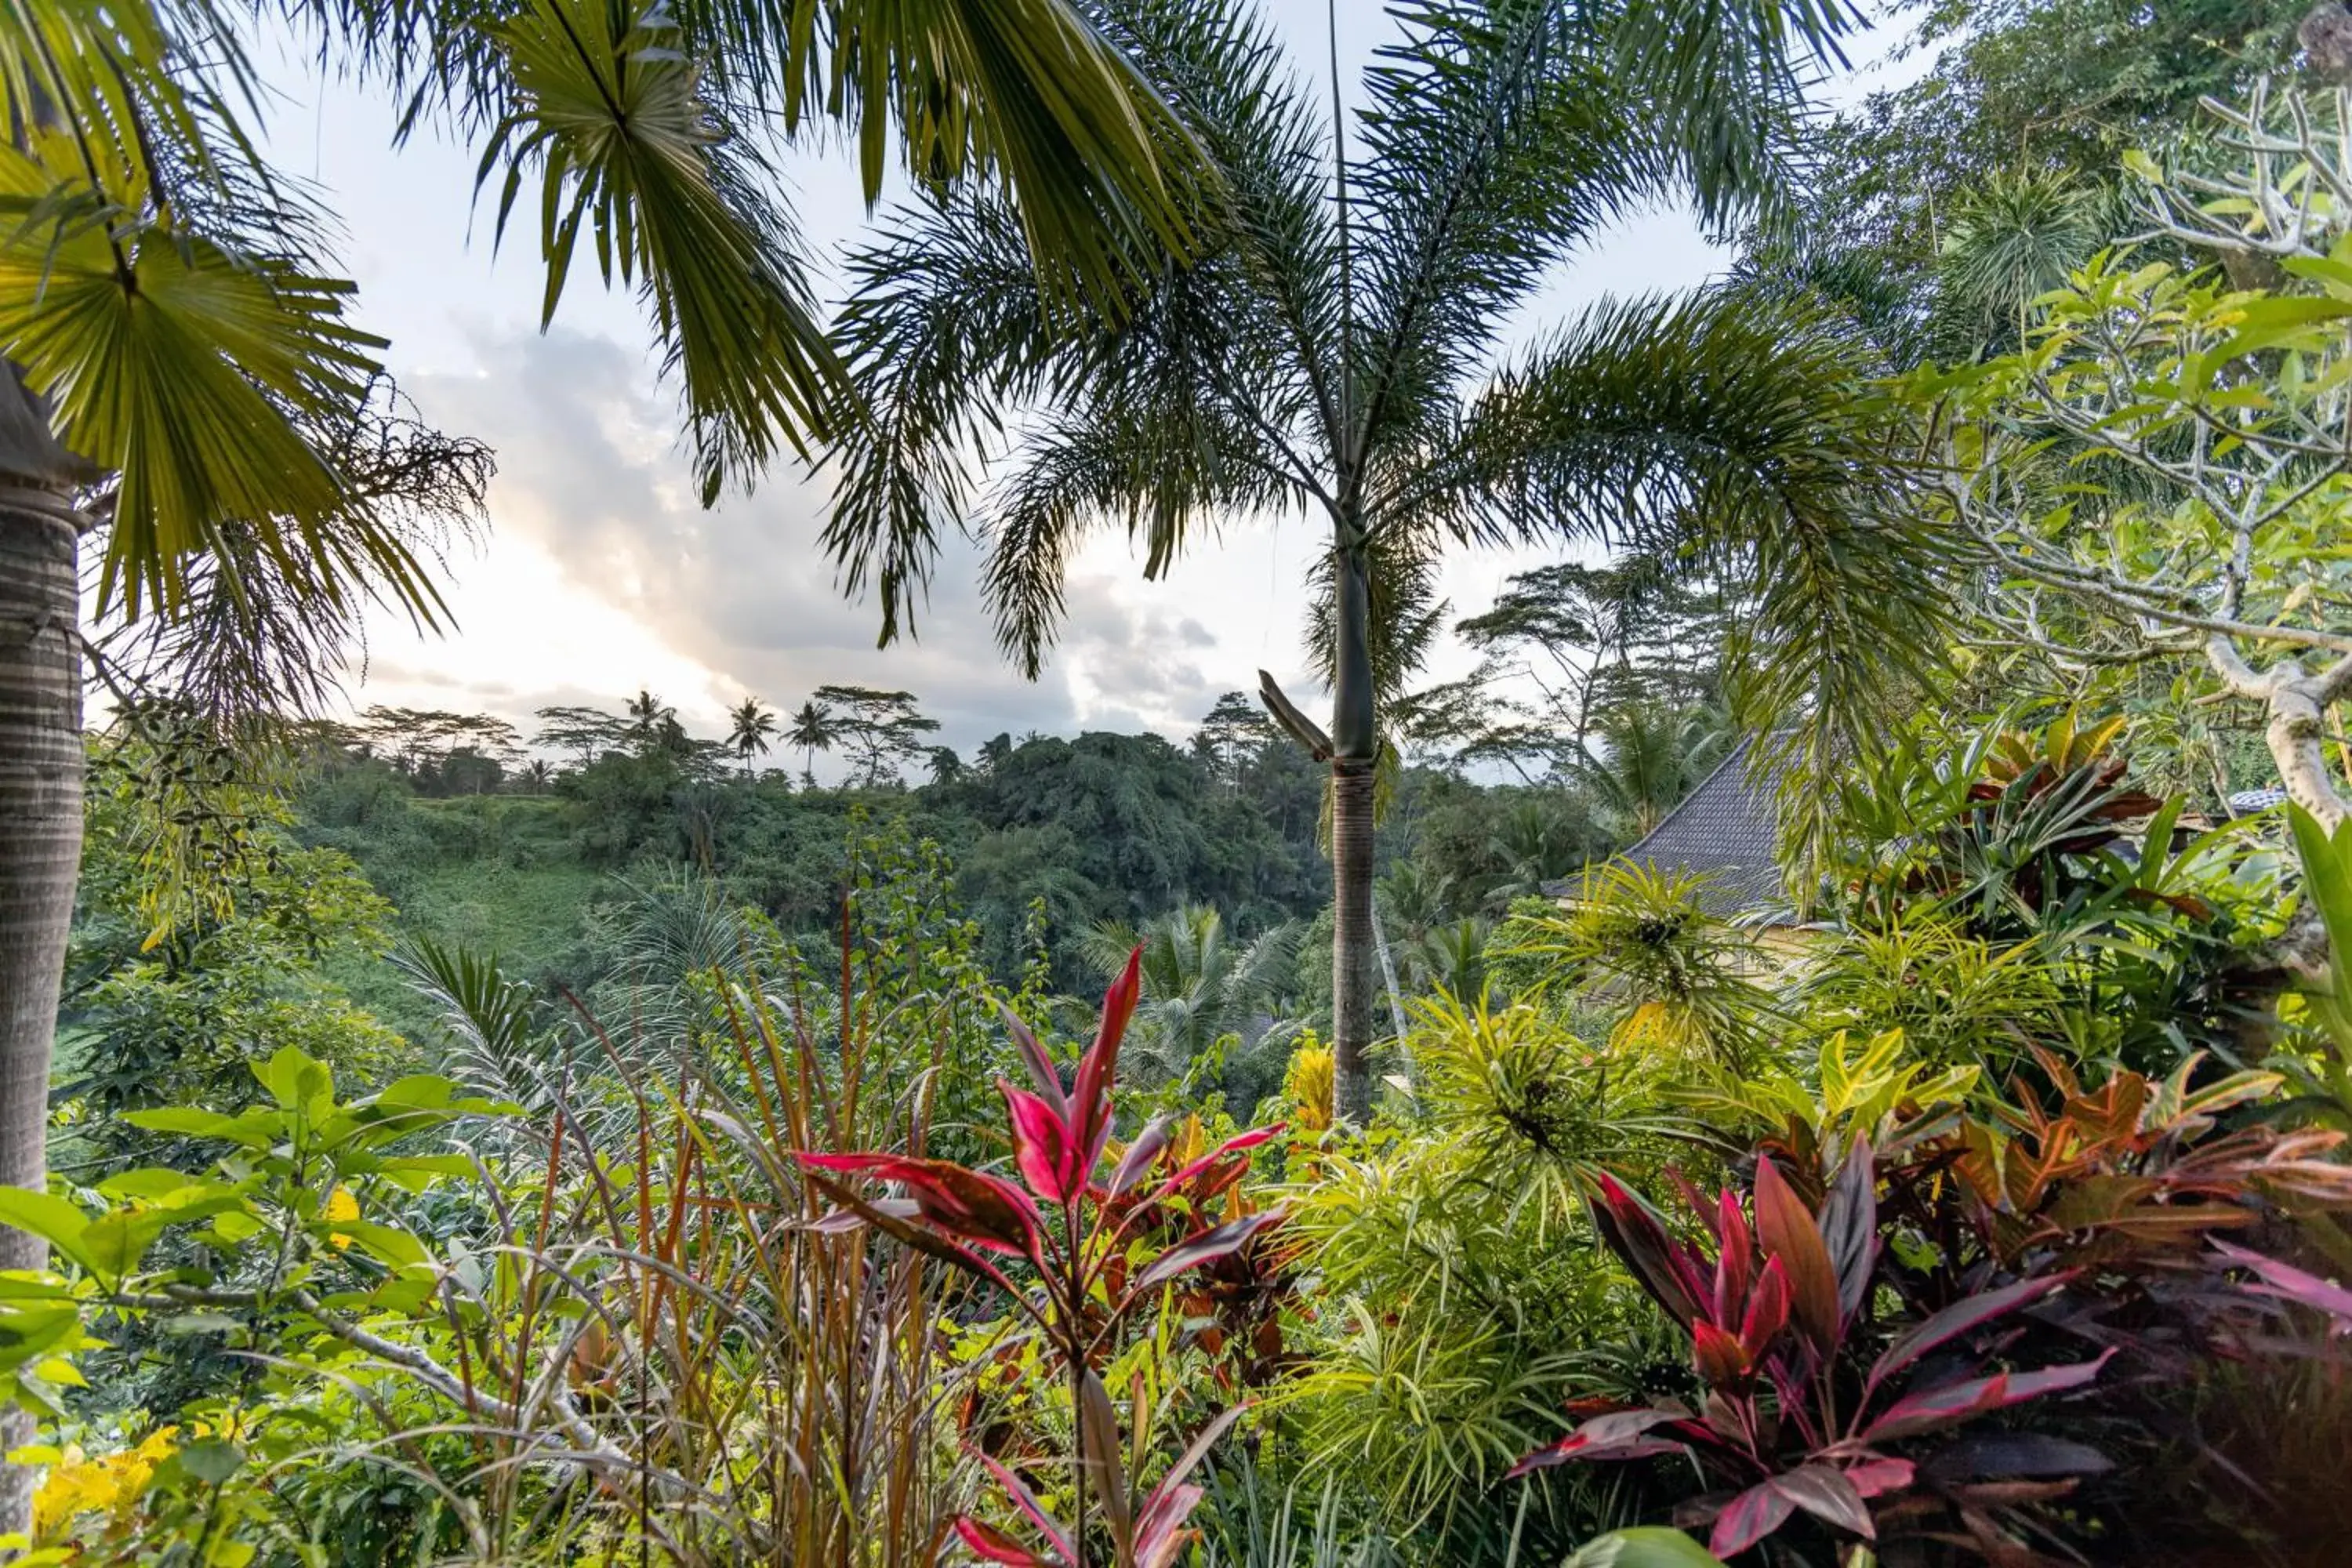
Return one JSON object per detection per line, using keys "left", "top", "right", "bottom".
{"left": 0, "top": 0, "right": 1211, "bottom": 1499}
{"left": 1075, "top": 905, "right": 1300, "bottom": 1083}
{"left": 727, "top": 696, "right": 779, "bottom": 776}
{"left": 823, "top": 0, "right": 1950, "bottom": 1119}
{"left": 786, "top": 699, "right": 844, "bottom": 789}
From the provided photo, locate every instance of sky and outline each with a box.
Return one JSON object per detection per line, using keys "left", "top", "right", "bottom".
{"left": 253, "top": 2, "right": 1936, "bottom": 779}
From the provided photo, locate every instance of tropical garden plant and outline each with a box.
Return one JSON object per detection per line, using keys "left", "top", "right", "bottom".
{"left": 804, "top": 949, "right": 1286, "bottom": 1566}
{"left": 0, "top": 14, "right": 1208, "bottom": 1540}
{"left": 822, "top": 0, "right": 1949, "bottom": 1122}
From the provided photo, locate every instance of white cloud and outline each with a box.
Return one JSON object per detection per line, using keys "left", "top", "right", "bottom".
{"left": 300, "top": 1, "right": 1931, "bottom": 762}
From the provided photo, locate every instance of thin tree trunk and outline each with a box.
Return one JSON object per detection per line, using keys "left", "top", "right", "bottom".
{"left": 1371, "top": 902, "right": 1409, "bottom": 1086}
{"left": 0, "top": 492, "right": 77, "bottom": 1229}
{"left": 2208, "top": 635, "right": 2352, "bottom": 830}
{"left": 0, "top": 366, "right": 97, "bottom": 1536}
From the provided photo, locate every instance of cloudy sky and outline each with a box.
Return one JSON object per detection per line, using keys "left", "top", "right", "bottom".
{"left": 255, "top": 2, "right": 1932, "bottom": 776}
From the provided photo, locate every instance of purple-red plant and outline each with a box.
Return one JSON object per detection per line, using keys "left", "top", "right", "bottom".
{"left": 1514, "top": 1144, "right": 2114, "bottom": 1561}
{"left": 801, "top": 950, "right": 1283, "bottom": 1568}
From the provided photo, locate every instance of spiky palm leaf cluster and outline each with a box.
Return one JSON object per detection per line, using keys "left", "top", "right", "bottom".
{"left": 1076, "top": 903, "right": 1300, "bottom": 1081}
{"left": 825, "top": 0, "right": 1950, "bottom": 782}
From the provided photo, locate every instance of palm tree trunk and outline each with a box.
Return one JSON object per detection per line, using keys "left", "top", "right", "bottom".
{"left": 1330, "top": 760, "right": 1376, "bottom": 1122}
{"left": 0, "top": 492, "right": 78, "bottom": 1228}
{"left": 1328, "top": 539, "right": 1377, "bottom": 1123}
{"left": 0, "top": 477, "right": 84, "bottom": 1536}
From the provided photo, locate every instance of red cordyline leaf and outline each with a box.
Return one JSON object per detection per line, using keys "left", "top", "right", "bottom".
{"left": 1147, "top": 1124, "right": 1285, "bottom": 1206}
{"left": 1508, "top": 1408, "right": 1691, "bottom": 1478}
{"left": 1131, "top": 1210, "right": 1287, "bottom": 1297}
{"left": 797, "top": 1152, "right": 1041, "bottom": 1258}
{"left": 1753, "top": 1156, "right": 1842, "bottom": 1359}
{"left": 1137, "top": 1403, "right": 1246, "bottom": 1559}
{"left": 1844, "top": 1456, "right": 1914, "bottom": 1497}
{"left": 800, "top": 1170, "right": 1030, "bottom": 1298}
{"left": 1711, "top": 1479, "right": 1796, "bottom": 1558}
{"left": 1105, "top": 1115, "right": 1172, "bottom": 1197}
{"left": 1001, "top": 1080, "right": 1086, "bottom": 1204}
{"left": 1073, "top": 947, "right": 1143, "bottom": 1171}
{"left": 1692, "top": 1317, "right": 1750, "bottom": 1386}
{"left": 1738, "top": 1254, "right": 1791, "bottom": 1360}
{"left": 1134, "top": 1483, "right": 1203, "bottom": 1568}
{"left": 1767, "top": 1465, "right": 1874, "bottom": 1538}
{"left": 1863, "top": 1349, "right": 2114, "bottom": 1443}
{"left": 1000, "top": 1006, "right": 1068, "bottom": 1119}
{"left": 954, "top": 1516, "right": 1057, "bottom": 1566}
{"left": 1589, "top": 1173, "right": 1708, "bottom": 1327}
{"left": 972, "top": 1451, "right": 1078, "bottom": 1563}
{"left": 2213, "top": 1239, "right": 2352, "bottom": 1328}
{"left": 1865, "top": 1275, "right": 2068, "bottom": 1399}
{"left": 1820, "top": 1138, "right": 1878, "bottom": 1320}
{"left": 1714, "top": 1189, "right": 1753, "bottom": 1327}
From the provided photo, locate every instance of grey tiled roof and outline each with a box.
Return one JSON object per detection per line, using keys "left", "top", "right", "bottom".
{"left": 1617, "top": 736, "right": 1786, "bottom": 915}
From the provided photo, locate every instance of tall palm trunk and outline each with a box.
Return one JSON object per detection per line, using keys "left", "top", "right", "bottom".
{"left": 0, "top": 370, "right": 91, "bottom": 1532}
{"left": 0, "top": 497, "right": 76, "bottom": 1256}
{"left": 1328, "top": 539, "right": 1377, "bottom": 1123}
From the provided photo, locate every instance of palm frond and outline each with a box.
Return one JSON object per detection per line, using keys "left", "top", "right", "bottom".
{"left": 0, "top": 142, "right": 401, "bottom": 623}
{"left": 828, "top": 191, "right": 1061, "bottom": 641}
{"left": 1226, "top": 917, "right": 1303, "bottom": 1006}
{"left": 1352, "top": 0, "right": 1658, "bottom": 445}
{"left": 1349, "top": 0, "right": 1854, "bottom": 457}
{"left": 789, "top": 0, "right": 1210, "bottom": 318}
{"left": 1424, "top": 287, "right": 1957, "bottom": 857}
{"left": 394, "top": 936, "right": 583, "bottom": 1128}
{"left": 294, "top": 0, "right": 1210, "bottom": 319}
{"left": 984, "top": 383, "right": 1296, "bottom": 672}
{"left": 826, "top": 0, "right": 1333, "bottom": 652}
{"left": 480, "top": 0, "right": 840, "bottom": 495}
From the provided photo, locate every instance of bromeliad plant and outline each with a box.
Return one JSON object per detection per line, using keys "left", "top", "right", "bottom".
{"left": 1512, "top": 1143, "right": 2114, "bottom": 1561}
{"left": 802, "top": 950, "right": 1285, "bottom": 1568}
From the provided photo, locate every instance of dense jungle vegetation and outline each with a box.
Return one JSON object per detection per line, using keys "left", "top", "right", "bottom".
{"left": 13, "top": 0, "right": 2352, "bottom": 1563}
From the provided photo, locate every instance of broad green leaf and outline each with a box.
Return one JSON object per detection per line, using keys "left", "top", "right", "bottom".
{"left": 0, "top": 1192, "right": 96, "bottom": 1275}
{"left": 328, "top": 1221, "right": 431, "bottom": 1271}
{"left": 2291, "top": 805, "right": 2352, "bottom": 1014}
{"left": 120, "top": 1108, "right": 279, "bottom": 1151}
{"left": 1566, "top": 1529, "right": 1729, "bottom": 1567}
{"left": 80, "top": 1192, "right": 241, "bottom": 1283}
{"left": 176, "top": 1438, "right": 243, "bottom": 1486}
{"left": 260, "top": 1047, "right": 335, "bottom": 1120}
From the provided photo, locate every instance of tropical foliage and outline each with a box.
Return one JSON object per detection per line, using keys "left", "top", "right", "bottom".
{"left": 20, "top": 2, "right": 2352, "bottom": 1565}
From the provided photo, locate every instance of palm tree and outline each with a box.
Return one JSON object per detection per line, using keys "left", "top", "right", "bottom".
{"left": 786, "top": 699, "right": 842, "bottom": 789}
{"left": 1412, "top": 915, "right": 1493, "bottom": 1002}
{"left": 1484, "top": 797, "right": 1592, "bottom": 908}
{"left": 1075, "top": 905, "right": 1299, "bottom": 1083}
{"left": 823, "top": 0, "right": 1948, "bottom": 1119}
{"left": 1570, "top": 699, "right": 1732, "bottom": 840}
{"left": 0, "top": 0, "right": 1210, "bottom": 1468}
{"left": 726, "top": 696, "right": 778, "bottom": 775}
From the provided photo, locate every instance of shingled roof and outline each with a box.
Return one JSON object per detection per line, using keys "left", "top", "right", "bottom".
{"left": 1614, "top": 736, "right": 1787, "bottom": 915}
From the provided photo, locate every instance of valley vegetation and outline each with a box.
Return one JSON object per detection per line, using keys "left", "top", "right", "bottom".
{"left": 8, "top": 0, "right": 2352, "bottom": 1564}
